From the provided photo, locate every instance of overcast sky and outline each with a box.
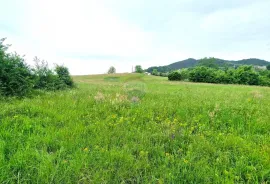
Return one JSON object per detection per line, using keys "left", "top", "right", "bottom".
{"left": 1, "top": 0, "right": 270, "bottom": 74}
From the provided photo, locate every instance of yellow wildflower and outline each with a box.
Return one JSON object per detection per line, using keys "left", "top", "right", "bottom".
{"left": 184, "top": 159, "right": 189, "bottom": 163}
{"left": 83, "top": 147, "right": 89, "bottom": 152}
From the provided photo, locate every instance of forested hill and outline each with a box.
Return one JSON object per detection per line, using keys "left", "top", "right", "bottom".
{"left": 146, "top": 58, "right": 270, "bottom": 73}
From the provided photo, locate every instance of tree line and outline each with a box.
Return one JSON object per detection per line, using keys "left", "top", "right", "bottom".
{"left": 0, "top": 38, "right": 74, "bottom": 97}
{"left": 168, "top": 65, "right": 270, "bottom": 86}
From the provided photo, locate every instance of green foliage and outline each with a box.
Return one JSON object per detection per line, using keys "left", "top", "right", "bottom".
{"left": 146, "top": 58, "right": 270, "bottom": 72}
{"left": 168, "top": 71, "right": 182, "bottom": 81}
{"left": 55, "top": 65, "right": 74, "bottom": 88}
{"left": 146, "top": 66, "right": 171, "bottom": 73}
{"left": 168, "top": 65, "right": 270, "bottom": 87}
{"left": 33, "top": 58, "right": 74, "bottom": 91}
{"left": 135, "top": 65, "right": 143, "bottom": 73}
{"left": 179, "top": 68, "right": 190, "bottom": 80}
{"left": 107, "top": 66, "right": 116, "bottom": 74}
{"left": 152, "top": 69, "right": 158, "bottom": 76}
{"left": 233, "top": 65, "right": 260, "bottom": 85}
{"left": 0, "top": 39, "right": 74, "bottom": 97}
{"left": 198, "top": 57, "right": 219, "bottom": 69}
{"left": 189, "top": 66, "right": 217, "bottom": 83}
{"left": 0, "top": 39, "right": 34, "bottom": 97}
{"left": 267, "top": 64, "right": 270, "bottom": 70}
{"left": 1, "top": 73, "right": 270, "bottom": 183}
{"left": 33, "top": 57, "right": 58, "bottom": 90}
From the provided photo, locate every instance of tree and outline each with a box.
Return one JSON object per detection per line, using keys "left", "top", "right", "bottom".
{"left": 168, "top": 71, "right": 182, "bottom": 81}
{"left": 107, "top": 66, "right": 116, "bottom": 74}
{"left": 188, "top": 66, "right": 217, "bottom": 83}
{"left": 234, "top": 65, "right": 259, "bottom": 85}
{"left": 0, "top": 38, "right": 34, "bottom": 97}
{"left": 198, "top": 57, "right": 218, "bottom": 69}
{"left": 55, "top": 65, "right": 74, "bottom": 87}
{"left": 135, "top": 65, "right": 143, "bottom": 73}
{"left": 152, "top": 69, "right": 158, "bottom": 76}
{"left": 267, "top": 64, "right": 270, "bottom": 70}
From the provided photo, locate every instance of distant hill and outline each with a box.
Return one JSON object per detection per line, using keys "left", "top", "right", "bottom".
{"left": 146, "top": 58, "right": 270, "bottom": 73}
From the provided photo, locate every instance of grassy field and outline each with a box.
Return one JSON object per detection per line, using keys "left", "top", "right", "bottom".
{"left": 1, "top": 73, "right": 270, "bottom": 183}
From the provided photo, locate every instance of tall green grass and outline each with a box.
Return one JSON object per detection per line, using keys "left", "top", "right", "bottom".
{"left": 0, "top": 74, "right": 270, "bottom": 183}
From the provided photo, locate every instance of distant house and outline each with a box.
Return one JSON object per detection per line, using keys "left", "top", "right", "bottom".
{"left": 254, "top": 65, "right": 266, "bottom": 70}
{"left": 145, "top": 72, "right": 151, "bottom": 75}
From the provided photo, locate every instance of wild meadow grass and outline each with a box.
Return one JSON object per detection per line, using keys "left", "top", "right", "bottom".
{"left": 0, "top": 73, "right": 270, "bottom": 183}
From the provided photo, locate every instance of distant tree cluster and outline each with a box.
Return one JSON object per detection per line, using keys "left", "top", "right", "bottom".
{"left": 107, "top": 66, "right": 116, "bottom": 74}
{"left": 168, "top": 65, "right": 270, "bottom": 87}
{"left": 152, "top": 69, "right": 169, "bottom": 77}
{"left": 135, "top": 65, "right": 143, "bottom": 73}
{"left": 0, "top": 38, "right": 74, "bottom": 97}
{"left": 146, "top": 66, "right": 171, "bottom": 73}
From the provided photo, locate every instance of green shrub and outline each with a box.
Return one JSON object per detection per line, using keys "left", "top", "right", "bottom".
{"left": 189, "top": 66, "right": 217, "bottom": 83}
{"left": 258, "top": 76, "right": 270, "bottom": 86}
{"left": 152, "top": 69, "right": 158, "bottom": 76}
{"left": 234, "top": 65, "right": 259, "bottom": 85}
{"left": 33, "top": 57, "right": 57, "bottom": 90}
{"left": 0, "top": 39, "right": 75, "bottom": 97}
{"left": 168, "top": 71, "right": 182, "bottom": 81}
{"left": 33, "top": 58, "right": 74, "bottom": 91}
{"left": 179, "top": 68, "right": 190, "bottom": 80}
{"left": 55, "top": 65, "right": 74, "bottom": 88}
{"left": 0, "top": 39, "right": 34, "bottom": 97}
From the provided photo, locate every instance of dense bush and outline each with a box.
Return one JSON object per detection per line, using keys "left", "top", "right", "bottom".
{"left": 135, "top": 65, "right": 143, "bottom": 73}
{"left": 0, "top": 39, "right": 34, "bottom": 97}
{"left": 189, "top": 66, "right": 217, "bottom": 83}
{"left": 168, "top": 65, "right": 270, "bottom": 87}
{"left": 168, "top": 71, "right": 182, "bottom": 81}
{"left": 55, "top": 65, "right": 74, "bottom": 88}
{"left": 234, "top": 65, "right": 260, "bottom": 85}
{"left": 0, "top": 38, "right": 74, "bottom": 97}
{"left": 152, "top": 69, "right": 158, "bottom": 76}
{"left": 33, "top": 58, "right": 74, "bottom": 91}
{"left": 33, "top": 57, "right": 57, "bottom": 90}
{"left": 179, "top": 68, "right": 190, "bottom": 80}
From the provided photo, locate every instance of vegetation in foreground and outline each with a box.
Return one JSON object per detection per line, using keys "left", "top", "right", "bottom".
{"left": 0, "top": 73, "right": 270, "bottom": 183}
{"left": 0, "top": 38, "right": 74, "bottom": 97}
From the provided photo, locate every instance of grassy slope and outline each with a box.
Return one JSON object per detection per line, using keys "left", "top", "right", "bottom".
{"left": 1, "top": 74, "right": 270, "bottom": 183}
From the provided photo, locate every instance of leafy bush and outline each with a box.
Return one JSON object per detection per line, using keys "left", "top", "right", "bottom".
{"left": 135, "top": 65, "right": 143, "bottom": 73}
{"left": 168, "top": 65, "right": 269, "bottom": 87}
{"left": 258, "top": 76, "right": 270, "bottom": 86}
{"left": 0, "top": 39, "right": 34, "bottom": 97}
{"left": 152, "top": 69, "right": 158, "bottom": 76}
{"left": 168, "top": 71, "right": 182, "bottom": 81}
{"left": 55, "top": 65, "right": 74, "bottom": 88}
{"left": 33, "top": 57, "right": 57, "bottom": 90}
{"left": 189, "top": 66, "right": 217, "bottom": 83}
{"left": 179, "top": 68, "right": 190, "bottom": 80}
{"left": 0, "top": 38, "right": 74, "bottom": 97}
{"left": 234, "top": 65, "right": 259, "bottom": 85}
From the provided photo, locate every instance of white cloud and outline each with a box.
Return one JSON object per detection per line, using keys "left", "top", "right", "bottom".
{"left": 1, "top": 0, "right": 270, "bottom": 74}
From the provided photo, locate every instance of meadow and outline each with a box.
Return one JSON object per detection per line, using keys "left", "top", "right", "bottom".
{"left": 0, "top": 73, "right": 270, "bottom": 183}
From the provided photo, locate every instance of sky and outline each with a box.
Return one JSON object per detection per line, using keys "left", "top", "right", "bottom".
{"left": 0, "top": 0, "right": 270, "bottom": 75}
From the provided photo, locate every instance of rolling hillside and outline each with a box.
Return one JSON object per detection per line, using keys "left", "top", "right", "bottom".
{"left": 146, "top": 58, "right": 270, "bottom": 73}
